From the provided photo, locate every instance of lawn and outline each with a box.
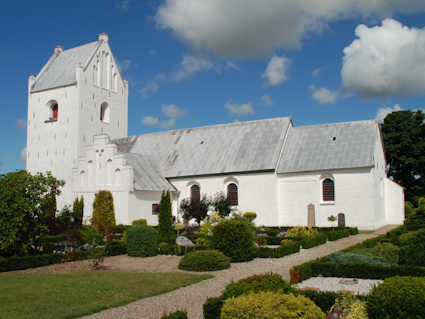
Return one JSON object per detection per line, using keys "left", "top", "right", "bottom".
{"left": 0, "top": 272, "right": 212, "bottom": 319}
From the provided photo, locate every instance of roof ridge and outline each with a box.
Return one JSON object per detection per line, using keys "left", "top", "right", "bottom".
{"left": 292, "top": 119, "right": 377, "bottom": 130}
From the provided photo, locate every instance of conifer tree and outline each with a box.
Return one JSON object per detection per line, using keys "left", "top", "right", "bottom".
{"left": 92, "top": 190, "right": 115, "bottom": 228}
{"left": 157, "top": 190, "right": 174, "bottom": 243}
{"left": 72, "top": 196, "right": 84, "bottom": 227}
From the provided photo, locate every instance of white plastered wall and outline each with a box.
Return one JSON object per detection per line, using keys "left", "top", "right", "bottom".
{"left": 277, "top": 168, "right": 379, "bottom": 230}
{"left": 385, "top": 178, "right": 405, "bottom": 225}
{"left": 169, "top": 172, "right": 279, "bottom": 226}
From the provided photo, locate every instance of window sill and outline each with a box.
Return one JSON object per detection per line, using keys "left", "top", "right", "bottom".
{"left": 320, "top": 201, "right": 335, "bottom": 206}
{"left": 45, "top": 118, "right": 58, "bottom": 123}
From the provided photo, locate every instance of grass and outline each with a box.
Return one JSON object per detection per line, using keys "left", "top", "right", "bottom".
{"left": 0, "top": 272, "right": 212, "bottom": 319}
{"left": 359, "top": 230, "right": 374, "bottom": 234}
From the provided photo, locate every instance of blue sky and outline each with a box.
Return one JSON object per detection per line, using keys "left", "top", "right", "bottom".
{"left": 1, "top": 1, "right": 425, "bottom": 174}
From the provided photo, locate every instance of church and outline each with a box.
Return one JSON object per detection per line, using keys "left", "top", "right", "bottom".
{"left": 26, "top": 34, "right": 405, "bottom": 230}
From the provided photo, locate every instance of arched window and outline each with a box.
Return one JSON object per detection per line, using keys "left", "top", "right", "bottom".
{"left": 80, "top": 171, "right": 86, "bottom": 187}
{"left": 227, "top": 183, "right": 238, "bottom": 205}
{"left": 100, "top": 103, "right": 109, "bottom": 123}
{"left": 46, "top": 100, "right": 58, "bottom": 122}
{"left": 115, "top": 169, "right": 121, "bottom": 186}
{"left": 323, "top": 178, "right": 335, "bottom": 201}
{"left": 191, "top": 185, "right": 200, "bottom": 201}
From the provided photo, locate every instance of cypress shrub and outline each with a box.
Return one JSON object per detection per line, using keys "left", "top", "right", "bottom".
{"left": 72, "top": 196, "right": 84, "bottom": 227}
{"left": 157, "top": 191, "right": 175, "bottom": 244}
{"left": 211, "top": 218, "right": 255, "bottom": 262}
{"left": 367, "top": 276, "right": 425, "bottom": 318}
{"left": 178, "top": 250, "right": 230, "bottom": 271}
{"left": 126, "top": 224, "right": 158, "bottom": 257}
{"left": 92, "top": 190, "right": 116, "bottom": 228}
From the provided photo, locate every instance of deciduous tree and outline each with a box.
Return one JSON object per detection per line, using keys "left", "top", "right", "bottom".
{"left": 381, "top": 110, "right": 425, "bottom": 203}
{"left": 0, "top": 170, "right": 64, "bottom": 257}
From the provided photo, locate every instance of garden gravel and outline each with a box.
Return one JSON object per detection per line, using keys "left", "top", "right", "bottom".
{"left": 79, "top": 225, "right": 397, "bottom": 319}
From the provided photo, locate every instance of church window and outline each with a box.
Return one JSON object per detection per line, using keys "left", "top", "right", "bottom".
{"left": 112, "top": 66, "right": 117, "bottom": 92}
{"left": 191, "top": 185, "right": 200, "bottom": 201}
{"left": 80, "top": 171, "right": 86, "bottom": 187}
{"left": 46, "top": 100, "right": 58, "bottom": 122}
{"left": 100, "top": 103, "right": 110, "bottom": 123}
{"left": 152, "top": 203, "right": 159, "bottom": 215}
{"left": 115, "top": 169, "right": 121, "bottom": 186}
{"left": 88, "top": 161, "right": 94, "bottom": 186}
{"left": 227, "top": 183, "right": 238, "bottom": 205}
{"left": 323, "top": 178, "right": 334, "bottom": 201}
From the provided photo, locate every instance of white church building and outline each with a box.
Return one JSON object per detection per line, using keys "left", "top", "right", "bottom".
{"left": 26, "top": 34, "right": 405, "bottom": 230}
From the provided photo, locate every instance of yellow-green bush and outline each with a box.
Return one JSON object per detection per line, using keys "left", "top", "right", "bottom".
{"left": 92, "top": 190, "right": 116, "bottom": 228}
{"left": 330, "top": 293, "right": 368, "bottom": 319}
{"left": 132, "top": 219, "right": 147, "bottom": 226}
{"left": 220, "top": 291, "right": 325, "bottom": 319}
{"left": 286, "top": 226, "right": 319, "bottom": 239}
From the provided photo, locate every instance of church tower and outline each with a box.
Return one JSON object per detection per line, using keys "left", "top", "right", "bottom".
{"left": 26, "top": 33, "right": 128, "bottom": 209}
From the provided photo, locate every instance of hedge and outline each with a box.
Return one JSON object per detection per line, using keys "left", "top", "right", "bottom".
{"left": 0, "top": 253, "right": 66, "bottom": 272}
{"left": 292, "top": 260, "right": 425, "bottom": 281}
{"left": 301, "top": 233, "right": 327, "bottom": 249}
{"left": 327, "top": 228, "right": 351, "bottom": 241}
{"left": 255, "top": 241, "right": 300, "bottom": 258}
{"left": 158, "top": 243, "right": 208, "bottom": 256}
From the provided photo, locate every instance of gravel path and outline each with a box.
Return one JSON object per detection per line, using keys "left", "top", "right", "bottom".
{"left": 80, "top": 225, "right": 397, "bottom": 319}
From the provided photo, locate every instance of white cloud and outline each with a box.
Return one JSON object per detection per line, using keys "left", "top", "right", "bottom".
{"left": 342, "top": 18, "right": 425, "bottom": 99}
{"left": 309, "top": 85, "right": 340, "bottom": 105}
{"left": 162, "top": 104, "right": 186, "bottom": 118}
{"left": 19, "top": 148, "right": 26, "bottom": 163}
{"left": 141, "top": 116, "right": 176, "bottom": 129}
{"left": 375, "top": 104, "right": 403, "bottom": 123}
{"left": 115, "top": 0, "right": 131, "bottom": 11}
{"left": 225, "top": 101, "right": 255, "bottom": 116}
{"left": 261, "top": 55, "right": 291, "bottom": 86}
{"left": 312, "top": 68, "right": 323, "bottom": 78}
{"left": 155, "top": 0, "right": 425, "bottom": 59}
{"left": 14, "top": 118, "right": 27, "bottom": 130}
{"left": 260, "top": 94, "right": 274, "bottom": 106}
{"left": 225, "top": 62, "right": 239, "bottom": 71}
{"left": 117, "top": 59, "right": 132, "bottom": 72}
{"left": 171, "top": 54, "right": 217, "bottom": 81}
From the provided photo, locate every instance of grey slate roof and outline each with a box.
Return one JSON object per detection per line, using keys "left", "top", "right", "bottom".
{"left": 277, "top": 120, "right": 378, "bottom": 173}
{"left": 31, "top": 41, "right": 101, "bottom": 93}
{"left": 124, "top": 153, "right": 176, "bottom": 191}
{"left": 113, "top": 117, "right": 292, "bottom": 178}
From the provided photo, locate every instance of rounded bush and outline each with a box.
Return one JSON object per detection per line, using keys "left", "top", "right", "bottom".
{"left": 211, "top": 218, "right": 255, "bottom": 262}
{"left": 221, "top": 273, "right": 297, "bottom": 300}
{"left": 367, "top": 276, "right": 425, "bottom": 318}
{"left": 178, "top": 250, "right": 230, "bottom": 271}
{"left": 126, "top": 224, "right": 158, "bottom": 257}
{"left": 220, "top": 291, "right": 325, "bottom": 319}
{"left": 400, "top": 229, "right": 425, "bottom": 266}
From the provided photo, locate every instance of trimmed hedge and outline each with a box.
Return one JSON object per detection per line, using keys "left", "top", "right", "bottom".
{"left": 255, "top": 241, "right": 300, "bottom": 258}
{"left": 105, "top": 242, "right": 127, "bottom": 256}
{"left": 292, "top": 260, "right": 425, "bottom": 281}
{"left": 160, "top": 310, "right": 188, "bottom": 319}
{"left": 158, "top": 243, "right": 208, "bottom": 255}
{"left": 126, "top": 224, "right": 158, "bottom": 257}
{"left": 299, "top": 290, "right": 344, "bottom": 313}
{"left": 327, "top": 228, "right": 351, "bottom": 241}
{"left": 301, "top": 233, "right": 327, "bottom": 249}
{"left": 178, "top": 250, "right": 230, "bottom": 271}
{"left": 0, "top": 253, "right": 66, "bottom": 272}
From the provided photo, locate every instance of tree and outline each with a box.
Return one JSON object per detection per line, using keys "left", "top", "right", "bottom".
{"left": 381, "top": 110, "right": 425, "bottom": 202}
{"left": 72, "top": 196, "right": 84, "bottom": 227}
{"left": 210, "top": 191, "right": 233, "bottom": 218}
{"left": 0, "top": 170, "right": 64, "bottom": 257}
{"left": 92, "top": 190, "right": 115, "bottom": 229}
{"left": 179, "top": 195, "right": 210, "bottom": 226}
{"left": 328, "top": 215, "right": 337, "bottom": 229}
{"left": 158, "top": 190, "right": 174, "bottom": 243}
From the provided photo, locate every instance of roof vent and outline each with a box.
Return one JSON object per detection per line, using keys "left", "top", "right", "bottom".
{"left": 54, "top": 46, "right": 63, "bottom": 54}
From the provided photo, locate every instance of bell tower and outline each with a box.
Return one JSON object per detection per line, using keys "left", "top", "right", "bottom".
{"left": 26, "top": 33, "right": 128, "bottom": 209}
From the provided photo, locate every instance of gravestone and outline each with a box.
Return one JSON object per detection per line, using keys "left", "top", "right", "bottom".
{"left": 338, "top": 213, "right": 345, "bottom": 228}
{"left": 307, "top": 204, "right": 315, "bottom": 227}
{"left": 176, "top": 236, "right": 195, "bottom": 246}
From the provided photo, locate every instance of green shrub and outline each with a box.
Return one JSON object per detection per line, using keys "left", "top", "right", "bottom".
{"left": 160, "top": 310, "right": 187, "bottom": 319}
{"left": 367, "top": 276, "right": 425, "bottom": 319}
{"left": 405, "top": 201, "right": 415, "bottom": 218}
{"left": 347, "top": 242, "right": 400, "bottom": 264}
{"left": 92, "top": 190, "right": 116, "bottom": 228}
{"left": 301, "top": 233, "right": 327, "bottom": 249}
{"left": 326, "top": 252, "right": 391, "bottom": 266}
{"left": 105, "top": 242, "right": 126, "bottom": 256}
{"left": 406, "top": 197, "right": 425, "bottom": 225}
{"left": 300, "top": 290, "right": 344, "bottom": 313}
{"left": 0, "top": 253, "right": 66, "bottom": 272}
{"left": 330, "top": 293, "right": 368, "bottom": 319}
{"left": 178, "top": 250, "right": 230, "bottom": 271}
{"left": 126, "top": 224, "right": 158, "bottom": 257}
{"left": 327, "top": 228, "right": 351, "bottom": 241}
{"left": 400, "top": 229, "right": 425, "bottom": 266}
{"left": 158, "top": 191, "right": 175, "bottom": 244}
{"left": 158, "top": 242, "right": 175, "bottom": 255}
{"left": 242, "top": 212, "right": 257, "bottom": 222}
{"left": 204, "top": 297, "right": 224, "bottom": 319}
{"left": 349, "top": 227, "right": 359, "bottom": 235}
{"left": 256, "top": 241, "right": 300, "bottom": 258}
{"left": 132, "top": 219, "right": 147, "bottom": 226}
{"left": 221, "top": 273, "right": 297, "bottom": 301}
{"left": 220, "top": 291, "right": 325, "bottom": 319}
{"left": 211, "top": 218, "right": 255, "bottom": 262}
